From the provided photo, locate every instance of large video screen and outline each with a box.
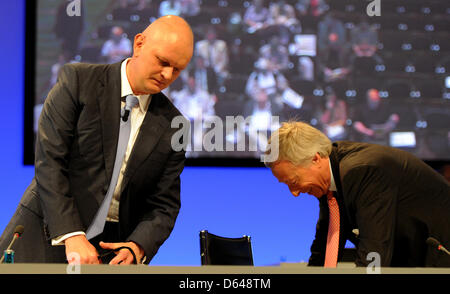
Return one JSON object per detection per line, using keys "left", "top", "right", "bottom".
{"left": 25, "top": 0, "right": 450, "bottom": 165}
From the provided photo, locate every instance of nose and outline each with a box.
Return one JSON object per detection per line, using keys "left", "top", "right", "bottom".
{"left": 289, "top": 187, "right": 300, "bottom": 197}
{"left": 161, "top": 67, "right": 173, "bottom": 81}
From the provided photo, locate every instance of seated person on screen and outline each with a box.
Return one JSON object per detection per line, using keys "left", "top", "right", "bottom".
{"left": 319, "top": 88, "right": 348, "bottom": 141}
{"left": 317, "top": 13, "right": 350, "bottom": 82}
{"left": 195, "top": 26, "right": 229, "bottom": 87}
{"left": 244, "top": 0, "right": 270, "bottom": 33}
{"left": 101, "top": 26, "right": 132, "bottom": 64}
{"left": 353, "top": 88, "right": 399, "bottom": 143}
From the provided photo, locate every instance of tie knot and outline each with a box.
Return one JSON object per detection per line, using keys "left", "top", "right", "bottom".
{"left": 125, "top": 95, "right": 139, "bottom": 110}
{"left": 327, "top": 191, "right": 334, "bottom": 200}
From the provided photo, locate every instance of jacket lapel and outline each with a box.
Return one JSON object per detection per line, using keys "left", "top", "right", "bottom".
{"left": 119, "top": 93, "right": 171, "bottom": 194}
{"left": 97, "top": 62, "right": 122, "bottom": 188}
{"left": 329, "top": 145, "right": 344, "bottom": 203}
{"left": 330, "top": 143, "right": 358, "bottom": 252}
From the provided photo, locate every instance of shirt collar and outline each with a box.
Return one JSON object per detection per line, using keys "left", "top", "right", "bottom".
{"left": 121, "top": 58, "right": 151, "bottom": 114}
{"left": 329, "top": 159, "right": 337, "bottom": 192}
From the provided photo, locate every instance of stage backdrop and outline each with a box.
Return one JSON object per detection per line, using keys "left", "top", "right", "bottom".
{"left": 0, "top": 0, "right": 325, "bottom": 266}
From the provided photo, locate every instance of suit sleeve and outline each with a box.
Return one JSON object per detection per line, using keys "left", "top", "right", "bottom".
{"left": 308, "top": 197, "right": 329, "bottom": 266}
{"left": 126, "top": 146, "right": 185, "bottom": 263}
{"left": 35, "top": 64, "right": 85, "bottom": 239}
{"left": 343, "top": 166, "right": 398, "bottom": 267}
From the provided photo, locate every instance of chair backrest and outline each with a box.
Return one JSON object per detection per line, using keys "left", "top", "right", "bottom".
{"left": 199, "top": 230, "right": 254, "bottom": 266}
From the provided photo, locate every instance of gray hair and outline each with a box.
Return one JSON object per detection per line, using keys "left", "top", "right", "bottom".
{"left": 264, "top": 121, "right": 332, "bottom": 168}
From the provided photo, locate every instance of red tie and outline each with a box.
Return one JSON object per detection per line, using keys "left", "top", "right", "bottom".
{"left": 324, "top": 191, "right": 340, "bottom": 267}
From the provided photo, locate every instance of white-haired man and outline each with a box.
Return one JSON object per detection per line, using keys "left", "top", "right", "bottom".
{"left": 265, "top": 121, "right": 450, "bottom": 267}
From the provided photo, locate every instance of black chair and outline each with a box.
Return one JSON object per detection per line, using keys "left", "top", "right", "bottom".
{"left": 436, "top": 57, "right": 450, "bottom": 74}
{"left": 199, "top": 230, "right": 254, "bottom": 265}
{"left": 111, "top": 7, "right": 133, "bottom": 21}
{"left": 290, "top": 79, "right": 316, "bottom": 97}
{"left": 214, "top": 99, "right": 244, "bottom": 118}
{"left": 352, "top": 77, "right": 379, "bottom": 98}
{"left": 352, "top": 56, "right": 378, "bottom": 76}
{"left": 329, "top": 79, "right": 350, "bottom": 99}
{"left": 383, "top": 54, "right": 410, "bottom": 73}
{"left": 409, "top": 32, "right": 431, "bottom": 51}
{"left": 379, "top": 31, "right": 407, "bottom": 52}
{"left": 425, "top": 112, "right": 450, "bottom": 130}
{"left": 385, "top": 79, "right": 412, "bottom": 99}
{"left": 383, "top": 0, "right": 421, "bottom": 15}
{"left": 424, "top": 131, "right": 450, "bottom": 158}
{"left": 416, "top": 79, "right": 444, "bottom": 99}
{"left": 96, "top": 24, "right": 114, "bottom": 40}
{"left": 224, "top": 75, "right": 248, "bottom": 94}
{"left": 425, "top": 16, "right": 449, "bottom": 33}
{"left": 79, "top": 46, "right": 101, "bottom": 63}
{"left": 431, "top": 33, "right": 450, "bottom": 52}
{"left": 413, "top": 54, "right": 437, "bottom": 74}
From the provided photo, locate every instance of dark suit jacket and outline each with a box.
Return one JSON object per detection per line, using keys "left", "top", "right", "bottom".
{"left": 308, "top": 141, "right": 450, "bottom": 267}
{"left": 0, "top": 61, "right": 187, "bottom": 263}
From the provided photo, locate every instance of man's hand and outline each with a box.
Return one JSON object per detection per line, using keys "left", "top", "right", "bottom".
{"left": 99, "top": 241, "right": 145, "bottom": 265}
{"left": 65, "top": 235, "right": 100, "bottom": 264}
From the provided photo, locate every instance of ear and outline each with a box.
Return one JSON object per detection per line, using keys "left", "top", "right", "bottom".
{"left": 133, "top": 33, "right": 145, "bottom": 57}
{"left": 312, "top": 152, "right": 321, "bottom": 163}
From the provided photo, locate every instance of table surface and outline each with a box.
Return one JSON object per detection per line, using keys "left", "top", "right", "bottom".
{"left": 1, "top": 262, "right": 449, "bottom": 274}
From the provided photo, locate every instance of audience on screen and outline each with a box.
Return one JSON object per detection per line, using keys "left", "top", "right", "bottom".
{"left": 353, "top": 89, "right": 400, "bottom": 144}
{"left": 171, "top": 71, "right": 216, "bottom": 122}
{"left": 244, "top": 0, "right": 270, "bottom": 34}
{"left": 190, "top": 55, "right": 218, "bottom": 95}
{"left": 297, "top": 56, "right": 315, "bottom": 81}
{"left": 318, "top": 87, "right": 348, "bottom": 141}
{"left": 54, "top": 0, "right": 84, "bottom": 60}
{"left": 243, "top": 86, "right": 282, "bottom": 154}
{"left": 295, "top": 0, "right": 328, "bottom": 18}
{"left": 179, "top": 0, "right": 200, "bottom": 17}
{"left": 267, "top": 0, "right": 301, "bottom": 33}
{"left": 39, "top": 0, "right": 448, "bottom": 158}
{"left": 350, "top": 19, "right": 378, "bottom": 58}
{"left": 159, "top": 0, "right": 182, "bottom": 17}
{"left": 101, "top": 26, "right": 132, "bottom": 64}
{"left": 349, "top": 17, "right": 384, "bottom": 71}
{"left": 118, "top": 0, "right": 148, "bottom": 10}
{"left": 195, "top": 26, "right": 229, "bottom": 88}
{"left": 295, "top": 0, "right": 328, "bottom": 32}
{"left": 259, "top": 35, "right": 290, "bottom": 72}
{"left": 171, "top": 71, "right": 217, "bottom": 152}
{"left": 245, "top": 58, "right": 288, "bottom": 97}
{"left": 317, "top": 12, "right": 350, "bottom": 83}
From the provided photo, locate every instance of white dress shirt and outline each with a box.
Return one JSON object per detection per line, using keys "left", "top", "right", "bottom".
{"left": 52, "top": 58, "right": 151, "bottom": 245}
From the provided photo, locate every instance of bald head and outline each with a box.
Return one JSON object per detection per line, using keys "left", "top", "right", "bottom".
{"left": 127, "top": 15, "right": 194, "bottom": 95}
{"left": 142, "top": 15, "right": 193, "bottom": 47}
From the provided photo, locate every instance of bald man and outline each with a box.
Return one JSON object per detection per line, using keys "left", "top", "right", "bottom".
{"left": 0, "top": 16, "right": 194, "bottom": 265}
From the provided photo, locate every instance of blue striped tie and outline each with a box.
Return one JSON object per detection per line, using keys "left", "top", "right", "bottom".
{"left": 86, "top": 95, "right": 139, "bottom": 240}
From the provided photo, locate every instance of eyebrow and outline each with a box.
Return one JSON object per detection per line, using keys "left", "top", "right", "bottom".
{"left": 278, "top": 176, "right": 295, "bottom": 184}
{"left": 157, "top": 56, "right": 181, "bottom": 71}
{"left": 157, "top": 56, "right": 169, "bottom": 65}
